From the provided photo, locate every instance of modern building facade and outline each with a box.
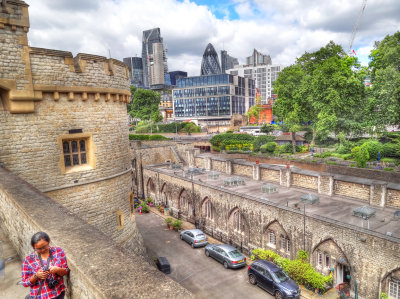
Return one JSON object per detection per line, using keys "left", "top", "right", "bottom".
{"left": 227, "top": 63, "right": 281, "bottom": 103}
{"left": 200, "top": 43, "right": 221, "bottom": 76}
{"left": 123, "top": 57, "right": 144, "bottom": 88}
{"left": 221, "top": 50, "right": 238, "bottom": 73}
{"left": 142, "top": 28, "right": 168, "bottom": 88}
{"left": 246, "top": 48, "right": 272, "bottom": 66}
{"left": 172, "top": 74, "right": 255, "bottom": 123}
{"left": 165, "top": 71, "right": 187, "bottom": 86}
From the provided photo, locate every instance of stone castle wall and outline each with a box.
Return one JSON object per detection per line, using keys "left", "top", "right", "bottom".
{"left": 0, "top": 167, "right": 192, "bottom": 299}
{"left": 142, "top": 165, "right": 400, "bottom": 299}
{"left": 0, "top": 0, "right": 143, "bottom": 255}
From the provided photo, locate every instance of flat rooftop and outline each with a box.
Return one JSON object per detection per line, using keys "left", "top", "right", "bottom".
{"left": 152, "top": 163, "right": 400, "bottom": 242}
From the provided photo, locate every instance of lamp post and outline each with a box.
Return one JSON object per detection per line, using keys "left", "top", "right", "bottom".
{"left": 303, "top": 204, "right": 306, "bottom": 251}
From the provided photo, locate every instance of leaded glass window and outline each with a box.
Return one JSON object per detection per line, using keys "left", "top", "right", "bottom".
{"left": 63, "top": 139, "right": 87, "bottom": 168}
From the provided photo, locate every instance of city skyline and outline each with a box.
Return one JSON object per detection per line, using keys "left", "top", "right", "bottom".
{"left": 25, "top": 0, "right": 400, "bottom": 76}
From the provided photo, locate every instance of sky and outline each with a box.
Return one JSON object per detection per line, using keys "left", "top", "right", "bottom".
{"left": 25, "top": 0, "right": 400, "bottom": 76}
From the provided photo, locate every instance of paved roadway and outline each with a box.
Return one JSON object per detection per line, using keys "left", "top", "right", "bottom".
{"left": 136, "top": 212, "right": 273, "bottom": 299}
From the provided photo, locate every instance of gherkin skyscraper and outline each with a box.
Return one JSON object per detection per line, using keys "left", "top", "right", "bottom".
{"left": 200, "top": 43, "right": 221, "bottom": 75}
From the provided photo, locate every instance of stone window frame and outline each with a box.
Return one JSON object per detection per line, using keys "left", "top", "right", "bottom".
{"left": 317, "top": 251, "right": 323, "bottom": 267}
{"left": 286, "top": 239, "right": 290, "bottom": 252}
{"left": 116, "top": 210, "right": 124, "bottom": 231}
{"left": 58, "top": 132, "right": 96, "bottom": 174}
{"left": 324, "top": 253, "right": 330, "bottom": 268}
{"left": 268, "top": 230, "right": 276, "bottom": 248}
{"left": 202, "top": 199, "right": 213, "bottom": 221}
{"left": 389, "top": 279, "right": 400, "bottom": 299}
{"left": 233, "top": 209, "right": 241, "bottom": 232}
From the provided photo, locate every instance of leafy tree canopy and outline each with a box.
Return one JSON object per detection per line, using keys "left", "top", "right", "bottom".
{"left": 128, "top": 87, "right": 162, "bottom": 123}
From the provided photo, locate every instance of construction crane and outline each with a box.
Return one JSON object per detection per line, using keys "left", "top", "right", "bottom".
{"left": 347, "top": 0, "right": 367, "bottom": 55}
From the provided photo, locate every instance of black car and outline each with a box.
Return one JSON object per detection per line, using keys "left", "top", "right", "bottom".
{"left": 248, "top": 260, "right": 300, "bottom": 299}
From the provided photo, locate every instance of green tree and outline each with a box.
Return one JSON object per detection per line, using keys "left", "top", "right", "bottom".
{"left": 273, "top": 64, "right": 308, "bottom": 153}
{"left": 128, "top": 88, "right": 162, "bottom": 122}
{"left": 367, "top": 32, "right": 400, "bottom": 131}
{"left": 260, "top": 124, "right": 274, "bottom": 134}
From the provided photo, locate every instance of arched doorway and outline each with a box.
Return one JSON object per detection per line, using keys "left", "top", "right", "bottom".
{"left": 178, "top": 189, "right": 192, "bottom": 221}
{"left": 146, "top": 177, "right": 156, "bottom": 201}
{"left": 227, "top": 207, "right": 250, "bottom": 253}
{"left": 312, "top": 238, "right": 351, "bottom": 288}
{"left": 160, "top": 183, "right": 169, "bottom": 207}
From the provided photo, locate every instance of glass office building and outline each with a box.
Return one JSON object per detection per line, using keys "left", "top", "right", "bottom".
{"left": 173, "top": 74, "right": 255, "bottom": 120}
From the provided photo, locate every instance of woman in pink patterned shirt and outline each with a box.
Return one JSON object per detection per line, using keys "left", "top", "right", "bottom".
{"left": 21, "top": 232, "right": 69, "bottom": 299}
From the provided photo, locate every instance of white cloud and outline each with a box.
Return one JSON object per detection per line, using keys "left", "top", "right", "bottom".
{"left": 24, "top": 0, "right": 400, "bottom": 76}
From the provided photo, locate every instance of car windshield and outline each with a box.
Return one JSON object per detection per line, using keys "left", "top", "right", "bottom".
{"left": 196, "top": 233, "right": 205, "bottom": 238}
{"left": 228, "top": 250, "right": 242, "bottom": 258}
{"left": 271, "top": 270, "right": 289, "bottom": 283}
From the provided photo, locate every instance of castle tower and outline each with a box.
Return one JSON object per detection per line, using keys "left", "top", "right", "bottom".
{"left": 0, "top": 1, "right": 144, "bottom": 254}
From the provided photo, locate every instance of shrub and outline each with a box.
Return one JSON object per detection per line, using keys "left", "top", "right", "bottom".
{"left": 361, "top": 140, "right": 383, "bottom": 161}
{"left": 252, "top": 249, "right": 332, "bottom": 293}
{"left": 352, "top": 146, "right": 369, "bottom": 168}
{"left": 384, "top": 167, "right": 394, "bottom": 171}
{"left": 165, "top": 217, "right": 173, "bottom": 224}
{"left": 382, "top": 142, "right": 400, "bottom": 158}
{"left": 380, "top": 293, "right": 389, "bottom": 299}
{"left": 278, "top": 143, "right": 293, "bottom": 154}
{"left": 172, "top": 220, "right": 182, "bottom": 230}
{"left": 260, "top": 142, "right": 277, "bottom": 153}
{"left": 241, "top": 146, "right": 251, "bottom": 151}
{"left": 140, "top": 202, "right": 150, "bottom": 213}
{"left": 129, "top": 134, "right": 170, "bottom": 140}
{"left": 252, "top": 135, "right": 276, "bottom": 152}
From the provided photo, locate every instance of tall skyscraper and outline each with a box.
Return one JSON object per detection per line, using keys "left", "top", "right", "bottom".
{"left": 227, "top": 49, "right": 280, "bottom": 103}
{"left": 200, "top": 43, "right": 221, "bottom": 76}
{"left": 123, "top": 57, "right": 144, "bottom": 88}
{"left": 221, "top": 50, "right": 238, "bottom": 73}
{"left": 142, "top": 28, "right": 168, "bottom": 88}
{"left": 246, "top": 49, "right": 272, "bottom": 66}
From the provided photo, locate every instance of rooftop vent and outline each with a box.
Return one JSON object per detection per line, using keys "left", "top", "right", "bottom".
{"left": 224, "top": 177, "right": 245, "bottom": 187}
{"left": 171, "top": 163, "right": 182, "bottom": 169}
{"left": 208, "top": 171, "right": 220, "bottom": 180}
{"left": 353, "top": 206, "right": 376, "bottom": 220}
{"left": 186, "top": 167, "right": 205, "bottom": 177}
{"left": 301, "top": 194, "right": 320, "bottom": 205}
{"left": 262, "top": 184, "right": 277, "bottom": 194}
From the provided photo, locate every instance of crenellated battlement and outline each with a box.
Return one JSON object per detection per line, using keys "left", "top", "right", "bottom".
{"left": 0, "top": 0, "right": 130, "bottom": 114}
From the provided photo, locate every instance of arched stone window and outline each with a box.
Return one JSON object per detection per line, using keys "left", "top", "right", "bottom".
{"left": 202, "top": 198, "right": 213, "bottom": 220}
{"left": 233, "top": 209, "right": 241, "bottom": 231}
{"left": 264, "top": 220, "right": 289, "bottom": 254}
{"left": 179, "top": 189, "right": 190, "bottom": 215}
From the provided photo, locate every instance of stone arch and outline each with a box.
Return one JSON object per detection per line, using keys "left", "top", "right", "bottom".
{"left": 263, "top": 220, "right": 291, "bottom": 256}
{"left": 160, "top": 182, "right": 169, "bottom": 207}
{"left": 312, "top": 238, "right": 351, "bottom": 287}
{"left": 146, "top": 177, "right": 156, "bottom": 200}
{"left": 381, "top": 267, "right": 400, "bottom": 296}
{"left": 227, "top": 207, "right": 250, "bottom": 249}
{"left": 200, "top": 196, "right": 213, "bottom": 220}
{"left": 178, "top": 188, "right": 192, "bottom": 219}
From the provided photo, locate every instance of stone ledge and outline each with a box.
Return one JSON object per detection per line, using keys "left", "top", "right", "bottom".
{"left": 0, "top": 167, "right": 193, "bottom": 299}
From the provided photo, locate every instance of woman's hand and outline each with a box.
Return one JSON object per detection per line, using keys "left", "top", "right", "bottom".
{"left": 49, "top": 266, "right": 61, "bottom": 275}
{"left": 36, "top": 269, "right": 49, "bottom": 280}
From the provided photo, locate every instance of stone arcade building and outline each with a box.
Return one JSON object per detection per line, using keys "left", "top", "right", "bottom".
{"left": 131, "top": 140, "right": 400, "bottom": 299}
{"left": 0, "top": 1, "right": 191, "bottom": 298}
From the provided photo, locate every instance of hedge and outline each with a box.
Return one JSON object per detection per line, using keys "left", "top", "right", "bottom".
{"left": 129, "top": 134, "right": 171, "bottom": 140}
{"left": 251, "top": 249, "right": 332, "bottom": 293}
{"left": 210, "top": 133, "right": 255, "bottom": 150}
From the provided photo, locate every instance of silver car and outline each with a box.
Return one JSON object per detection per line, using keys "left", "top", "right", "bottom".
{"left": 180, "top": 229, "right": 208, "bottom": 248}
{"left": 205, "top": 244, "right": 247, "bottom": 269}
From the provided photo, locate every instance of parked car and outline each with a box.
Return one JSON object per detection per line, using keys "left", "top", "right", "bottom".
{"left": 248, "top": 260, "right": 300, "bottom": 299}
{"left": 179, "top": 229, "right": 207, "bottom": 248}
{"left": 204, "top": 244, "right": 246, "bottom": 269}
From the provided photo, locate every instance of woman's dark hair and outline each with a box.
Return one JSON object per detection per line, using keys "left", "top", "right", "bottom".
{"left": 31, "top": 232, "right": 50, "bottom": 247}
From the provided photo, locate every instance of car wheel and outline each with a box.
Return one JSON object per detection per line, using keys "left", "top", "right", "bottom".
{"left": 248, "top": 274, "right": 257, "bottom": 285}
{"left": 223, "top": 261, "right": 229, "bottom": 269}
{"left": 205, "top": 250, "right": 210, "bottom": 257}
{"left": 180, "top": 235, "right": 183, "bottom": 240}
{"left": 275, "top": 291, "right": 283, "bottom": 299}
{"left": 191, "top": 243, "right": 195, "bottom": 248}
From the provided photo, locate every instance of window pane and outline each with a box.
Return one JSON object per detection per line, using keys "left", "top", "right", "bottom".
{"left": 64, "top": 155, "right": 71, "bottom": 167}
{"left": 79, "top": 140, "right": 86, "bottom": 152}
{"left": 72, "top": 154, "right": 79, "bottom": 165}
{"left": 63, "top": 141, "right": 70, "bottom": 154}
{"left": 71, "top": 141, "right": 78, "bottom": 152}
{"left": 81, "top": 153, "right": 87, "bottom": 164}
